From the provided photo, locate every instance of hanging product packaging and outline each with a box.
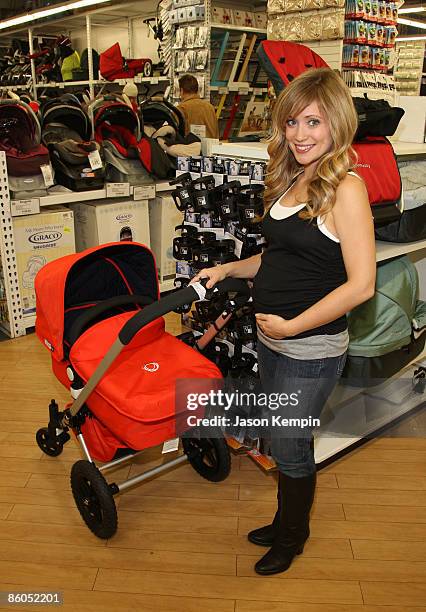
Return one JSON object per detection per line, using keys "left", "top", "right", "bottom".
{"left": 303, "top": 13, "right": 322, "bottom": 41}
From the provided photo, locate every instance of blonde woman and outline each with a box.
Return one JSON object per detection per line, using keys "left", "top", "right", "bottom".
{"left": 192, "top": 68, "right": 376, "bottom": 575}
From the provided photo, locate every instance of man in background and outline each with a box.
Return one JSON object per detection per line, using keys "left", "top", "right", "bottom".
{"left": 177, "top": 74, "right": 219, "bottom": 139}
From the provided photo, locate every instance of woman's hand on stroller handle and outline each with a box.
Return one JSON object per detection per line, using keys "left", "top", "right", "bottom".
{"left": 191, "top": 265, "right": 228, "bottom": 289}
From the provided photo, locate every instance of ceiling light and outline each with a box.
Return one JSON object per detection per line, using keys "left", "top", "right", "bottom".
{"left": 0, "top": 0, "right": 112, "bottom": 31}
{"left": 397, "top": 16, "right": 426, "bottom": 29}
{"left": 399, "top": 6, "right": 426, "bottom": 13}
{"left": 397, "top": 35, "right": 426, "bottom": 40}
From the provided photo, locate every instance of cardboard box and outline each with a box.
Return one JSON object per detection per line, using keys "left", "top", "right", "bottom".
{"left": 254, "top": 11, "right": 267, "bottom": 29}
{"left": 149, "top": 194, "right": 183, "bottom": 283}
{"left": 393, "top": 96, "right": 426, "bottom": 143}
{"left": 13, "top": 207, "right": 75, "bottom": 316}
{"left": 72, "top": 199, "right": 150, "bottom": 252}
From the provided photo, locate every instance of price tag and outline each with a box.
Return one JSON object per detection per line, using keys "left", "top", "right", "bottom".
{"left": 219, "top": 87, "right": 228, "bottom": 94}
{"left": 88, "top": 149, "right": 103, "bottom": 171}
{"left": 133, "top": 184, "right": 156, "bottom": 200}
{"left": 134, "top": 75, "right": 142, "bottom": 83}
{"left": 253, "top": 88, "right": 263, "bottom": 96}
{"left": 59, "top": 83, "right": 65, "bottom": 89}
{"left": 118, "top": 79, "right": 126, "bottom": 86}
{"left": 40, "top": 164, "right": 54, "bottom": 187}
{"left": 190, "top": 124, "right": 206, "bottom": 138}
{"left": 162, "top": 438, "right": 180, "bottom": 454}
{"left": 151, "top": 77, "right": 159, "bottom": 84}
{"left": 10, "top": 198, "right": 40, "bottom": 216}
{"left": 106, "top": 182, "right": 130, "bottom": 198}
{"left": 234, "top": 237, "right": 243, "bottom": 259}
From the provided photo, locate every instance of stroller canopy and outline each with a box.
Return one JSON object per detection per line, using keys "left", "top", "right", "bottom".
{"left": 140, "top": 99, "right": 186, "bottom": 137}
{"left": 42, "top": 101, "right": 90, "bottom": 142}
{"left": 35, "top": 243, "right": 159, "bottom": 363}
{"left": 256, "top": 40, "right": 329, "bottom": 95}
{"left": 0, "top": 100, "right": 41, "bottom": 151}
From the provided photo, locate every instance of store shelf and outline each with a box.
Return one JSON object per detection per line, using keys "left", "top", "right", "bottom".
{"left": 212, "top": 140, "right": 426, "bottom": 160}
{"left": 211, "top": 24, "right": 267, "bottom": 35}
{"left": 37, "top": 181, "right": 173, "bottom": 208}
{"left": 34, "top": 76, "right": 169, "bottom": 89}
{"left": 376, "top": 239, "right": 426, "bottom": 262}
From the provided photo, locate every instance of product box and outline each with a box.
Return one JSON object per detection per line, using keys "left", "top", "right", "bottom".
{"left": 234, "top": 10, "right": 255, "bottom": 28}
{"left": 149, "top": 195, "right": 183, "bottom": 283}
{"left": 71, "top": 199, "right": 150, "bottom": 252}
{"left": 13, "top": 207, "right": 75, "bottom": 316}
{"left": 212, "top": 6, "right": 234, "bottom": 24}
{"left": 254, "top": 11, "right": 268, "bottom": 29}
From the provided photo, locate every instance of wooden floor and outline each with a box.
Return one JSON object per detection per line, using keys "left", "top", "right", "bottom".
{"left": 0, "top": 318, "right": 426, "bottom": 612}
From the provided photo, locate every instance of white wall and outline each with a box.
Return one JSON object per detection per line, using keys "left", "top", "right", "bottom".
{"left": 70, "top": 19, "right": 160, "bottom": 63}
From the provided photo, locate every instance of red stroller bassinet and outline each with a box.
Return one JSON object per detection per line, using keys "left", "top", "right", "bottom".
{"left": 35, "top": 242, "right": 248, "bottom": 538}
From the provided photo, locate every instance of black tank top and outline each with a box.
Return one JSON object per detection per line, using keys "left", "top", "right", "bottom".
{"left": 253, "top": 205, "right": 348, "bottom": 339}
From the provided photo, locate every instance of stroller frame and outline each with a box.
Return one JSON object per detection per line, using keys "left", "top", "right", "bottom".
{"left": 37, "top": 277, "right": 250, "bottom": 538}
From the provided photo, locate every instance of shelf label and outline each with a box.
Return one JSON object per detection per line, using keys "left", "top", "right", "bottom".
{"left": 134, "top": 184, "right": 156, "bottom": 200}
{"left": 118, "top": 79, "right": 126, "bottom": 86}
{"left": 219, "top": 87, "right": 228, "bottom": 94}
{"left": 40, "top": 163, "right": 54, "bottom": 187}
{"left": 190, "top": 124, "right": 206, "bottom": 138}
{"left": 106, "top": 182, "right": 130, "bottom": 198}
{"left": 10, "top": 198, "right": 40, "bottom": 216}
{"left": 238, "top": 87, "right": 250, "bottom": 95}
{"left": 253, "top": 88, "right": 263, "bottom": 95}
{"left": 162, "top": 438, "right": 180, "bottom": 454}
{"left": 88, "top": 149, "right": 103, "bottom": 171}
{"left": 151, "top": 77, "right": 159, "bottom": 84}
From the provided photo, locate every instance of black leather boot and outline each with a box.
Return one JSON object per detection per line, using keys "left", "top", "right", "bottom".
{"left": 247, "top": 475, "right": 281, "bottom": 546}
{"left": 254, "top": 471, "right": 316, "bottom": 575}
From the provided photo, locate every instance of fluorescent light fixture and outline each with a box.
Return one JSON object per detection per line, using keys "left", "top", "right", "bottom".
{"left": 399, "top": 6, "right": 426, "bottom": 13}
{"left": 397, "top": 35, "right": 426, "bottom": 40}
{"left": 0, "top": 0, "right": 112, "bottom": 31}
{"left": 397, "top": 17, "right": 426, "bottom": 29}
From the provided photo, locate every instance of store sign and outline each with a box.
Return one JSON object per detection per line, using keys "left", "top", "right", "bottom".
{"left": 134, "top": 185, "right": 156, "bottom": 200}
{"left": 106, "top": 183, "right": 130, "bottom": 198}
{"left": 190, "top": 124, "right": 206, "bottom": 138}
{"left": 10, "top": 198, "right": 40, "bottom": 217}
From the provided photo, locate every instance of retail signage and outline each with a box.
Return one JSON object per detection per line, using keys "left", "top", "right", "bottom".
{"left": 40, "top": 164, "right": 54, "bottom": 187}
{"left": 88, "top": 150, "right": 103, "bottom": 171}
{"left": 106, "top": 183, "right": 130, "bottom": 198}
{"left": 10, "top": 199, "right": 40, "bottom": 217}
{"left": 134, "top": 185, "right": 156, "bottom": 200}
{"left": 190, "top": 124, "right": 207, "bottom": 138}
{"left": 162, "top": 438, "right": 180, "bottom": 453}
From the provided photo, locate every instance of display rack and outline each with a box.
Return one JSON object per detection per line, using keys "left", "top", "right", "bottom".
{"left": 394, "top": 40, "right": 425, "bottom": 96}
{"left": 0, "top": 1, "right": 171, "bottom": 100}
{"left": 169, "top": 0, "right": 270, "bottom": 139}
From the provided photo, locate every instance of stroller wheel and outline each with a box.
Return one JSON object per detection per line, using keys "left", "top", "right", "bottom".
{"left": 36, "top": 427, "right": 65, "bottom": 457}
{"left": 71, "top": 460, "right": 117, "bottom": 539}
{"left": 182, "top": 435, "right": 231, "bottom": 482}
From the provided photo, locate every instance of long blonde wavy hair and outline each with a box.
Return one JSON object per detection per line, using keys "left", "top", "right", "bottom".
{"left": 264, "top": 68, "right": 358, "bottom": 220}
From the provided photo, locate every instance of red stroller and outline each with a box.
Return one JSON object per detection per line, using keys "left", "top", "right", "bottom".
{"left": 35, "top": 242, "right": 249, "bottom": 538}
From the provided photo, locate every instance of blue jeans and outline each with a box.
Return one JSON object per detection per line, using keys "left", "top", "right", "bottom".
{"left": 257, "top": 341, "right": 347, "bottom": 478}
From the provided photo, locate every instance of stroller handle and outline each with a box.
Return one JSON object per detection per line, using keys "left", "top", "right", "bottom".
{"left": 119, "top": 278, "right": 250, "bottom": 346}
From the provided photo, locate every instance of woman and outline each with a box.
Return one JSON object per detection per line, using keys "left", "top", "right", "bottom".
{"left": 192, "top": 68, "right": 376, "bottom": 575}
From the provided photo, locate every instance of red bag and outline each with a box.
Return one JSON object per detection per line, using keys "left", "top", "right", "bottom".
{"left": 352, "top": 137, "right": 401, "bottom": 225}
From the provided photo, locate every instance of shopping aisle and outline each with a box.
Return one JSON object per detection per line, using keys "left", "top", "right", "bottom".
{"left": 0, "top": 326, "right": 425, "bottom": 612}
